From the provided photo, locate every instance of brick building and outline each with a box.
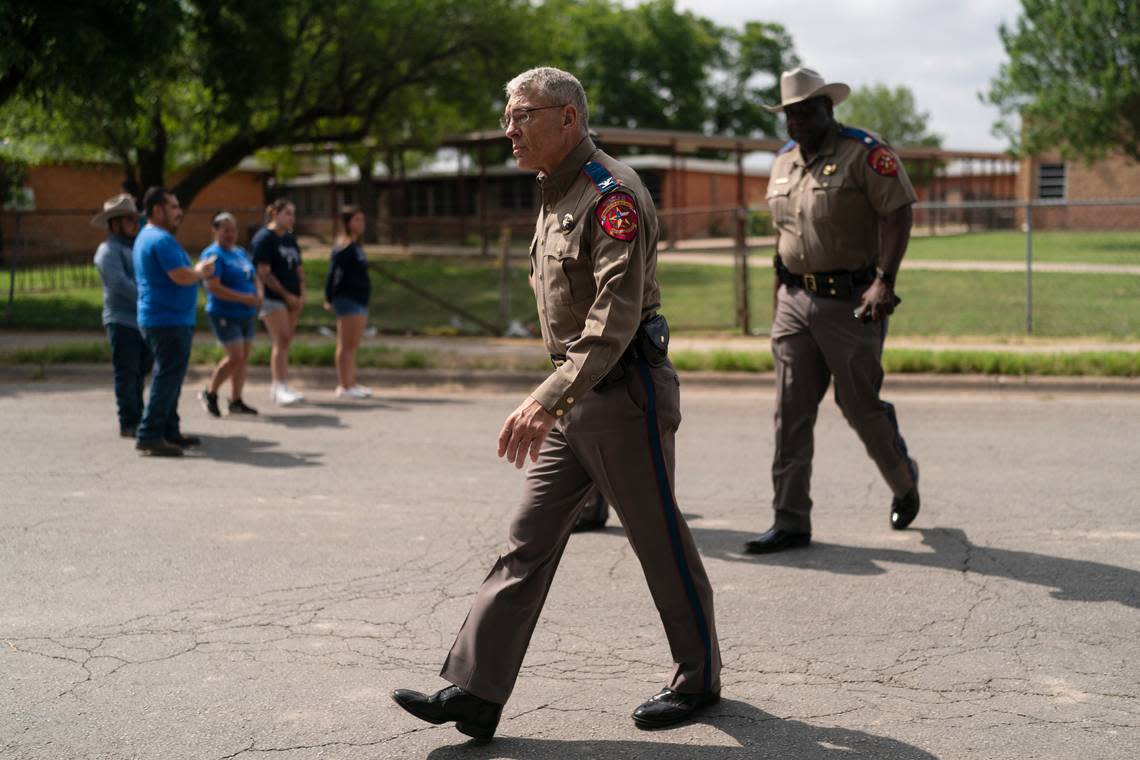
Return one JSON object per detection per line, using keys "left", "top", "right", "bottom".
{"left": 1, "top": 161, "right": 268, "bottom": 264}
{"left": 284, "top": 128, "right": 1026, "bottom": 246}
{"left": 1017, "top": 152, "right": 1140, "bottom": 229}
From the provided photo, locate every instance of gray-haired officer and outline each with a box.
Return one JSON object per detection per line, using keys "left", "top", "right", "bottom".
{"left": 392, "top": 66, "right": 721, "bottom": 740}
{"left": 745, "top": 67, "right": 921, "bottom": 555}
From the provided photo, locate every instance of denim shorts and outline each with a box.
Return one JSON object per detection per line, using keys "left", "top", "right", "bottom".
{"left": 259, "top": 298, "right": 287, "bottom": 319}
{"left": 331, "top": 297, "right": 368, "bottom": 317}
{"left": 208, "top": 313, "right": 256, "bottom": 345}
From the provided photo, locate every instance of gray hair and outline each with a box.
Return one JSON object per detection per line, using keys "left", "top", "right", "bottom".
{"left": 505, "top": 67, "right": 589, "bottom": 133}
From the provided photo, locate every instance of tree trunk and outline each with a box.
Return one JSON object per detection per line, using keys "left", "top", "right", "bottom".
{"left": 170, "top": 134, "right": 258, "bottom": 211}
{"left": 355, "top": 153, "right": 379, "bottom": 244}
{"left": 136, "top": 104, "right": 168, "bottom": 196}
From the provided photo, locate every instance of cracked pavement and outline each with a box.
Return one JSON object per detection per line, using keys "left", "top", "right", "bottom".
{"left": 1, "top": 375, "right": 1138, "bottom": 759}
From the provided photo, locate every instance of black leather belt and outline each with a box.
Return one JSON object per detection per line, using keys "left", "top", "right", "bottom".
{"left": 775, "top": 256, "right": 874, "bottom": 298}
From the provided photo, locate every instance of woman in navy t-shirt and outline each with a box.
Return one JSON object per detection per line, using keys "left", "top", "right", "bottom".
{"left": 198, "top": 212, "right": 262, "bottom": 417}
{"left": 252, "top": 198, "right": 305, "bottom": 405}
{"left": 323, "top": 205, "right": 372, "bottom": 398}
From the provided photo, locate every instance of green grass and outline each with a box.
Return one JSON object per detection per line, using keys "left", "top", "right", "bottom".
{"left": 906, "top": 230, "right": 1140, "bottom": 264}
{"left": 3, "top": 241, "right": 1139, "bottom": 338}
{"left": 4, "top": 340, "right": 1138, "bottom": 377}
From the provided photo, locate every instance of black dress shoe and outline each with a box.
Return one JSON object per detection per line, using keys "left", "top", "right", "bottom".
{"left": 632, "top": 687, "right": 720, "bottom": 729}
{"left": 120, "top": 426, "right": 137, "bottom": 438}
{"left": 168, "top": 433, "right": 202, "bottom": 448}
{"left": 891, "top": 459, "right": 920, "bottom": 530}
{"left": 391, "top": 685, "right": 502, "bottom": 742}
{"left": 136, "top": 439, "right": 184, "bottom": 457}
{"left": 743, "top": 527, "right": 811, "bottom": 554}
{"left": 572, "top": 494, "right": 609, "bottom": 533}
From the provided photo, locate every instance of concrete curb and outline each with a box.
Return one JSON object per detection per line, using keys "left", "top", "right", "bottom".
{"left": 4, "top": 362, "right": 1138, "bottom": 395}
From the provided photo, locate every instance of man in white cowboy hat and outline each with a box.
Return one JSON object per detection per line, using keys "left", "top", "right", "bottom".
{"left": 92, "top": 192, "right": 152, "bottom": 438}
{"left": 744, "top": 67, "right": 922, "bottom": 554}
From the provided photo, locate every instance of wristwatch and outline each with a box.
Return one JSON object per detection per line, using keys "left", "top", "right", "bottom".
{"left": 875, "top": 268, "right": 896, "bottom": 286}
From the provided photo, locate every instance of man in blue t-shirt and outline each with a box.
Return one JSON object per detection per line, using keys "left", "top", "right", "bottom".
{"left": 133, "top": 186, "right": 215, "bottom": 457}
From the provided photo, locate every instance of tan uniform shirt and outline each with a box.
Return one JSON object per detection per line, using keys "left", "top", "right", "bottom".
{"left": 767, "top": 123, "right": 918, "bottom": 274}
{"left": 529, "top": 137, "right": 661, "bottom": 417}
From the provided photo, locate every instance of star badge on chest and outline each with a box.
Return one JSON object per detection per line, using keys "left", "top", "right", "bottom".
{"left": 560, "top": 213, "right": 575, "bottom": 232}
{"left": 823, "top": 163, "right": 837, "bottom": 176}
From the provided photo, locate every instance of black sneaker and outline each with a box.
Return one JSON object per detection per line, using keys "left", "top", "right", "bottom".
{"left": 199, "top": 389, "right": 221, "bottom": 418}
{"left": 228, "top": 399, "right": 258, "bottom": 415}
{"left": 136, "top": 439, "right": 184, "bottom": 457}
{"left": 168, "top": 433, "right": 202, "bottom": 448}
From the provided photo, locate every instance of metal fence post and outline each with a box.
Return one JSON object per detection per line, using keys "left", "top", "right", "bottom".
{"left": 1025, "top": 202, "right": 1033, "bottom": 335}
{"left": 5, "top": 214, "right": 20, "bottom": 323}
{"left": 734, "top": 148, "right": 750, "bottom": 335}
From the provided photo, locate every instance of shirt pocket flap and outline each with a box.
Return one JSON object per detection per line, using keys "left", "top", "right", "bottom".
{"left": 551, "top": 227, "right": 584, "bottom": 260}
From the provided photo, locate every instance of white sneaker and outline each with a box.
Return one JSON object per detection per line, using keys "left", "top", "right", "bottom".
{"left": 336, "top": 385, "right": 370, "bottom": 399}
{"left": 272, "top": 383, "right": 303, "bottom": 405}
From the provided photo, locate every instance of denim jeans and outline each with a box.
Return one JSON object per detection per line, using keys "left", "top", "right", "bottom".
{"left": 106, "top": 322, "right": 154, "bottom": 431}
{"left": 137, "top": 325, "right": 194, "bottom": 443}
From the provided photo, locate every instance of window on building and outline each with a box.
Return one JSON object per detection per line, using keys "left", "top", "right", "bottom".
{"left": 498, "top": 176, "right": 534, "bottom": 211}
{"left": 1037, "top": 163, "right": 1066, "bottom": 199}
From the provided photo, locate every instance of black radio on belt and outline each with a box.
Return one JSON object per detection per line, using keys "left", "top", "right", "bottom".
{"left": 774, "top": 255, "right": 874, "bottom": 299}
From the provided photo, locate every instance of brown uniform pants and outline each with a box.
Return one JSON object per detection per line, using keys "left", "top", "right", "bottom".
{"left": 441, "top": 359, "right": 721, "bottom": 705}
{"left": 771, "top": 283, "right": 916, "bottom": 534}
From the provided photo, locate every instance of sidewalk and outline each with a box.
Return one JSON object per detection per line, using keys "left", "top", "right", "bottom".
{"left": 3, "top": 330, "right": 1139, "bottom": 395}
{"left": 3, "top": 329, "right": 1140, "bottom": 356}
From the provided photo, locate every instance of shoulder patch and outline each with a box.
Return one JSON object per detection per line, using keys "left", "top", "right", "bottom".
{"left": 867, "top": 146, "right": 899, "bottom": 177}
{"left": 582, "top": 161, "right": 621, "bottom": 195}
{"left": 776, "top": 139, "right": 797, "bottom": 156}
{"left": 839, "top": 126, "right": 880, "bottom": 150}
{"left": 596, "top": 191, "right": 639, "bottom": 242}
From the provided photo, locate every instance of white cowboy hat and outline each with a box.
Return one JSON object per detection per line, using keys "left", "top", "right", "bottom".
{"left": 90, "top": 193, "right": 138, "bottom": 227}
{"left": 763, "top": 67, "right": 850, "bottom": 113}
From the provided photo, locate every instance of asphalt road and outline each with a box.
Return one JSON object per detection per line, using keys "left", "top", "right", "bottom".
{"left": 2, "top": 374, "right": 1138, "bottom": 759}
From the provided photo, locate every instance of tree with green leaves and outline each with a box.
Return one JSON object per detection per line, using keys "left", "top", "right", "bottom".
{"left": 835, "top": 84, "right": 942, "bottom": 148}
{"left": 987, "top": 0, "right": 1140, "bottom": 161}
{"left": 1, "top": 0, "right": 528, "bottom": 208}
{"left": 0, "top": 1, "right": 180, "bottom": 109}
{"left": 539, "top": 0, "right": 797, "bottom": 138}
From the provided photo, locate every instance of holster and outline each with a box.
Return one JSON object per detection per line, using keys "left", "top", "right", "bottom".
{"left": 594, "top": 314, "right": 670, "bottom": 392}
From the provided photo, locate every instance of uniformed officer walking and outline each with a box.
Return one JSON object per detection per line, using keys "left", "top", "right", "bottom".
{"left": 392, "top": 67, "right": 721, "bottom": 740}
{"left": 745, "top": 67, "right": 921, "bottom": 555}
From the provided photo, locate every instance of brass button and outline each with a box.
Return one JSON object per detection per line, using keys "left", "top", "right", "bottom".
{"left": 829, "top": 288, "right": 836, "bottom": 295}
{"left": 566, "top": 396, "right": 574, "bottom": 405}
{"left": 555, "top": 409, "right": 564, "bottom": 417}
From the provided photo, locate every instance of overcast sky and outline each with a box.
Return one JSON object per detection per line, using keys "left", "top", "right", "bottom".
{"left": 672, "top": 0, "right": 1024, "bottom": 151}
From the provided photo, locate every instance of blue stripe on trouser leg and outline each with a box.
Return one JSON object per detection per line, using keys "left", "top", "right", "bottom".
{"left": 634, "top": 358, "right": 714, "bottom": 694}
{"left": 875, "top": 319, "right": 916, "bottom": 483}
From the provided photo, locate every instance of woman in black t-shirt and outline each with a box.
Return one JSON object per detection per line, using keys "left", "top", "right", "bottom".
{"left": 323, "top": 206, "right": 372, "bottom": 398}
{"left": 252, "top": 198, "right": 305, "bottom": 405}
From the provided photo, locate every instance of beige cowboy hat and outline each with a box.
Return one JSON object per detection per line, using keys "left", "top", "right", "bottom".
{"left": 763, "top": 67, "right": 850, "bottom": 113}
{"left": 90, "top": 193, "right": 138, "bottom": 227}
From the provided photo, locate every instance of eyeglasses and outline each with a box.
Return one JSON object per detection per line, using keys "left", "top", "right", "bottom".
{"left": 499, "top": 104, "right": 566, "bottom": 129}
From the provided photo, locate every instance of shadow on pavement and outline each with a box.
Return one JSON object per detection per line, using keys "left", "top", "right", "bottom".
{"left": 692, "top": 525, "right": 1140, "bottom": 609}
{"left": 256, "top": 412, "right": 348, "bottom": 429}
{"left": 425, "top": 699, "right": 938, "bottom": 759}
{"left": 191, "top": 434, "right": 323, "bottom": 468}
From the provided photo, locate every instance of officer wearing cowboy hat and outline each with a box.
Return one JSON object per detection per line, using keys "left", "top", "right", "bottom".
{"left": 744, "top": 67, "right": 922, "bottom": 554}
{"left": 92, "top": 193, "right": 153, "bottom": 438}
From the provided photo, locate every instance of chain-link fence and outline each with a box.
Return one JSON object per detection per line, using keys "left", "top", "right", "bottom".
{"left": 3, "top": 199, "right": 1138, "bottom": 339}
